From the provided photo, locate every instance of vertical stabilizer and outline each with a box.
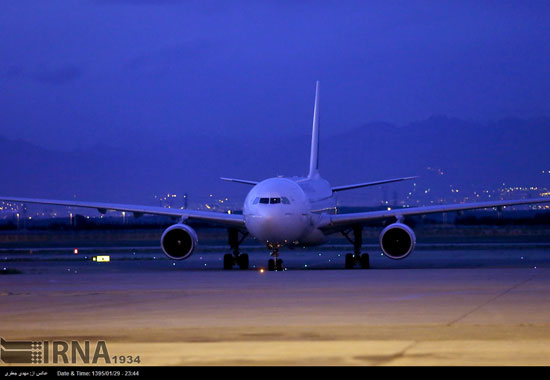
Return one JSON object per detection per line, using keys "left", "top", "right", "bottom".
{"left": 308, "top": 81, "right": 320, "bottom": 178}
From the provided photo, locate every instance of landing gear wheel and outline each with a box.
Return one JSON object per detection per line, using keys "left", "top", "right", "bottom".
{"left": 268, "top": 258, "right": 284, "bottom": 271}
{"left": 345, "top": 253, "right": 354, "bottom": 269}
{"left": 226, "top": 228, "right": 249, "bottom": 270}
{"left": 223, "top": 254, "right": 234, "bottom": 270}
{"left": 360, "top": 253, "right": 370, "bottom": 269}
{"left": 237, "top": 254, "right": 249, "bottom": 270}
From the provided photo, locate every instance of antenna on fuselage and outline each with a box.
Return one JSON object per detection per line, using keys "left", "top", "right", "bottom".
{"left": 307, "top": 80, "right": 320, "bottom": 179}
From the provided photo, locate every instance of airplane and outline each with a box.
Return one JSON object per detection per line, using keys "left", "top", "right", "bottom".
{"left": 2, "top": 81, "right": 550, "bottom": 271}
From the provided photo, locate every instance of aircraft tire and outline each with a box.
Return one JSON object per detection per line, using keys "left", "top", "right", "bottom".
{"left": 223, "top": 254, "right": 234, "bottom": 270}
{"left": 345, "top": 253, "right": 354, "bottom": 269}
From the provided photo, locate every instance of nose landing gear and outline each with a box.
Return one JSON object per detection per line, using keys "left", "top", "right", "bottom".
{"left": 223, "top": 228, "right": 249, "bottom": 270}
{"left": 342, "top": 225, "right": 370, "bottom": 269}
{"left": 267, "top": 245, "right": 284, "bottom": 271}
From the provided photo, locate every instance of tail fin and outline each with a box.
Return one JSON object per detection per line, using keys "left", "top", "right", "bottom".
{"left": 307, "top": 80, "right": 321, "bottom": 179}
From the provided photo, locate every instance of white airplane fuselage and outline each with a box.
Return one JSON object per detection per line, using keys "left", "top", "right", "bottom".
{"left": 243, "top": 176, "right": 335, "bottom": 248}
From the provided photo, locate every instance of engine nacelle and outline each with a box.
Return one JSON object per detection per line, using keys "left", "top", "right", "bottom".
{"left": 379, "top": 222, "right": 416, "bottom": 260}
{"left": 161, "top": 224, "right": 198, "bottom": 260}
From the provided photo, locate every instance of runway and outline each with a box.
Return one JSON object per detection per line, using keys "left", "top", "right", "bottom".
{"left": 2, "top": 245, "right": 550, "bottom": 366}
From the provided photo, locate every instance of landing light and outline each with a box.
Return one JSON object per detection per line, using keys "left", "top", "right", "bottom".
{"left": 259, "top": 268, "right": 265, "bottom": 274}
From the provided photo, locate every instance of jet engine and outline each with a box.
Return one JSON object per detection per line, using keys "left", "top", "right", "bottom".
{"left": 379, "top": 222, "right": 416, "bottom": 260}
{"left": 161, "top": 224, "right": 198, "bottom": 260}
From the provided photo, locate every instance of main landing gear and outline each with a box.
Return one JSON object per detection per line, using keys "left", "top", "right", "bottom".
{"left": 342, "top": 225, "right": 370, "bottom": 269}
{"left": 223, "top": 228, "right": 249, "bottom": 270}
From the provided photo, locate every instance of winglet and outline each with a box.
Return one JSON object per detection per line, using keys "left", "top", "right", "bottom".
{"left": 307, "top": 81, "right": 321, "bottom": 179}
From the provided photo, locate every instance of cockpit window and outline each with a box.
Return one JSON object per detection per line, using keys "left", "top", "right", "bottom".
{"left": 256, "top": 197, "right": 290, "bottom": 205}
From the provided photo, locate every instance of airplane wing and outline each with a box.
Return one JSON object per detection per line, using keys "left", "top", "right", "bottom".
{"left": 319, "top": 197, "right": 550, "bottom": 231}
{"left": 0, "top": 196, "right": 245, "bottom": 228}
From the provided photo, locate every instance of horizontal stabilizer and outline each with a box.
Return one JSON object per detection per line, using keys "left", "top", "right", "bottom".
{"left": 220, "top": 177, "right": 259, "bottom": 186}
{"left": 332, "top": 176, "right": 418, "bottom": 192}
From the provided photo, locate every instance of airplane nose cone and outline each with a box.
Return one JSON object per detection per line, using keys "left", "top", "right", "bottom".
{"left": 245, "top": 213, "right": 307, "bottom": 245}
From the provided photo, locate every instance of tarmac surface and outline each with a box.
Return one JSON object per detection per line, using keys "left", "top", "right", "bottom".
{"left": 2, "top": 244, "right": 550, "bottom": 366}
